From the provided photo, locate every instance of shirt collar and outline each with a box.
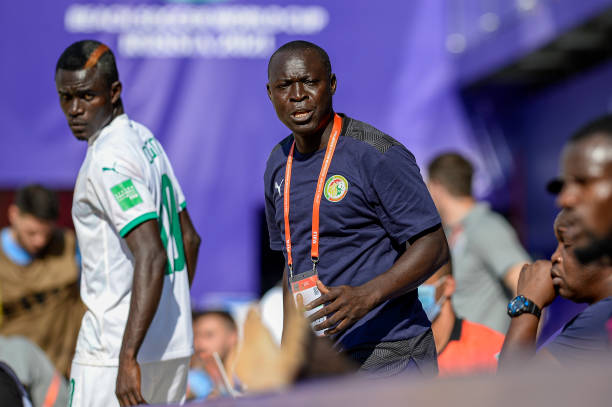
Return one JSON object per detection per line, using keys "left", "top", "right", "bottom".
{"left": 1, "top": 228, "right": 32, "bottom": 266}
{"left": 88, "top": 114, "right": 129, "bottom": 146}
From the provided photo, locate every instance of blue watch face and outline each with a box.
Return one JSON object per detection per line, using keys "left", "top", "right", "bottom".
{"left": 508, "top": 295, "right": 527, "bottom": 316}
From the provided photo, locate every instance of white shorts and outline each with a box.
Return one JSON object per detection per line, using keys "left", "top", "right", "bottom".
{"left": 68, "top": 357, "right": 189, "bottom": 407}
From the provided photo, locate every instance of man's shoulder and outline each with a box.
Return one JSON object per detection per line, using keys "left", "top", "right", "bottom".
{"left": 341, "top": 115, "right": 402, "bottom": 155}
{"left": 265, "top": 135, "right": 292, "bottom": 167}
{"left": 567, "top": 297, "right": 612, "bottom": 330}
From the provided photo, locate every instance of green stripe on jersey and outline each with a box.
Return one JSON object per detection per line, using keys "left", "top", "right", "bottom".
{"left": 119, "top": 212, "right": 158, "bottom": 237}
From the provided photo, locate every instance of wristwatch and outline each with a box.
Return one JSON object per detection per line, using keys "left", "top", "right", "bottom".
{"left": 507, "top": 295, "right": 542, "bottom": 318}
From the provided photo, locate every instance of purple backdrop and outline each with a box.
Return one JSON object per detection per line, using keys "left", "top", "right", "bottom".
{"left": 1, "top": 0, "right": 607, "bottom": 306}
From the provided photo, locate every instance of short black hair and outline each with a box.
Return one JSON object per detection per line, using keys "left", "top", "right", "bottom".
{"left": 14, "top": 184, "right": 59, "bottom": 221}
{"left": 570, "top": 114, "right": 612, "bottom": 143}
{"left": 192, "top": 310, "right": 237, "bottom": 332}
{"left": 268, "top": 40, "right": 332, "bottom": 79}
{"left": 428, "top": 152, "right": 474, "bottom": 197}
{"left": 55, "top": 40, "right": 119, "bottom": 86}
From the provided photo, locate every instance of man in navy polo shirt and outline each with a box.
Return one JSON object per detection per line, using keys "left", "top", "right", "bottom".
{"left": 264, "top": 40, "right": 450, "bottom": 376}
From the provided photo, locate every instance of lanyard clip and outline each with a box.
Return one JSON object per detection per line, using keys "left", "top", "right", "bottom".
{"left": 311, "top": 257, "right": 319, "bottom": 273}
{"left": 288, "top": 264, "right": 294, "bottom": 279}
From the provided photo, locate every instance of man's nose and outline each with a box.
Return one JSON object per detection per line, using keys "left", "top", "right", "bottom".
{"left": 32, "top": 234, "right": 46, "bottom": 250}
{"left": 289, "top": 83, "right": 307, "bottom": 102}
{"left": 68, "top": 98, "right": 83, "bottom": 116}
{"left": 557, "top": 183, "right": 579, "bottom": 209}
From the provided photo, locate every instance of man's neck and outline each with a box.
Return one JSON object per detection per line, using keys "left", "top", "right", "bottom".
{"left": 431, "top": 300, "right": 456, "bottom": 354}
{"left": 293, "top": 111, "right": 334, "bottom": 154}
{"left": 87, "top": 105, "right": 126, "bottom": 145}
{"left": 588, "top": 274, "right": 612, "bottom": 303}
{"left": 440, "top": 196, "right": 476, "bottom": 227}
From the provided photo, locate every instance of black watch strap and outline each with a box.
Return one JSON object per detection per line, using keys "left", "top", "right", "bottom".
{"left": 523, "top": 299, "right": 542, "bottom": 318}
{"left": 508, "top": 295, "right": 542, "bottom": 318}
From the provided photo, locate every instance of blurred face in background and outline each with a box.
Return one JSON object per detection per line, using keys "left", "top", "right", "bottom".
{"left": 557, "top": 135, "right": 612, "bottom": 248}
{"left": 8, "top": 205, "right": 54, "bottom": 257}
{"left": 193, "top": 314, "right": 237, "bottom": 363}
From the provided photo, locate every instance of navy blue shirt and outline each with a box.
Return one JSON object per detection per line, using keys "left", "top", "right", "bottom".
{"left": 545, "top": 296, "right": 612, "bottom": 364}
{"left": 264, "top": 114, "right": 441, "bottom": 350}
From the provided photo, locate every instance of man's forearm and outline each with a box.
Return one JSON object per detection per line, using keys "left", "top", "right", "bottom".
{"left": 363, "top": 226, "right": 449, "bottom": 307}
{"left": 498, "top": 314, "right": 539, "bottom": 369}
{"left": 179, "top": 210, "right": 201, "bottom": 287}
{"left": 119, "top": 253, "right": 166, "bottom": 361}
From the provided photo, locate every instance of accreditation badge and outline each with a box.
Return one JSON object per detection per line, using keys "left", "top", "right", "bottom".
{"left": 289, "top": 269, "right": 327, "bottom": 336}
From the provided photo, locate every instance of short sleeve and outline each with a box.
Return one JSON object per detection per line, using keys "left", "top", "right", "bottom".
{"left": 264, "top": 164, "right": 283, "bottom": 251}
{"left": 470, "top": 213, "right": 530, "bottom": 278}
{"left": 89, "top": 152, "right": 157, "bottom": 238}
{"left": 372, "top": 146, "right": 441, "bottom": 244}
{"left": 544, "top": 298, "right": 612, "bottom": 363}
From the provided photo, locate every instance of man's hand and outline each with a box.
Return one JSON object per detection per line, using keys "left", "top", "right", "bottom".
{"left": 517, "top": 260, "right": 557, "bottom": 309}
{"left": 116, "top": 357, "right": 147, "bottom": 406}
{"left": 305, "top": 281, "right": 376, "bottom": 336}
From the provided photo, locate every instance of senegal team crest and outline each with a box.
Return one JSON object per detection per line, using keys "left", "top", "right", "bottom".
{"left": 324, "top": 175, "right": 348, "bottom": 202}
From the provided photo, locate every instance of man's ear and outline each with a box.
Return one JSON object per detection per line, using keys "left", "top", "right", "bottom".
{"left": 442, "top": 275, "right": 456, "bottom": 298}
{"left": 266, "top": 83, "right": 272, "bottom": 101}
{"left": 110, "top": 81, "right": 122, "bottom": 105}
{"left": 329, "top": 73, "right": 337, "bottom": 96}
{"left": 7, "top": 204, "right": 20, "bottom": 225}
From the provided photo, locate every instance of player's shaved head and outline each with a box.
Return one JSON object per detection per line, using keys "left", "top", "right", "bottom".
{"left": 55, "top": 40, "right": 119, "bottom": 87}
{"left": 268, "top": 40, "right": 332, "bottom": 79}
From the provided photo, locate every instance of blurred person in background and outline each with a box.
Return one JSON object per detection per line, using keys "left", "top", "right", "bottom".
{"left": 419, "top": 263, "right": 504, "bottom": 376}
{"left": 55, "top": 40, "right": 201, "bottom": 407}
{"left": 188, "top": 310, "right": 239, "bottom": 401}
{"left": 0, "top": 184, "right": 84, "bottom": 377}
{"left": 0, "top": 335, "right": 69, "bottom": 407}
{"left": 499, "top": 209, "right": 612, "bottom": 368}
{"left": 427, "top": 153, "right": 530, "bottom": 333}
{"left": 265, "top": 40, "right": 449, "bottom": 376}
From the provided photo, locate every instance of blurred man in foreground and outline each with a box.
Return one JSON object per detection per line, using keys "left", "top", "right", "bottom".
{"left": 550, "top": 115, "right": 612, "bottom": 264}
{"left": 427, "top": 153, "right": 530, "bottom": 333}
{"left": 419, "top": 263, "right": 504, "bottom": 376}
{"left": 264, "top": 40, "right": 449, "bottom": 376}
{"left": 499, "top": 209, "right": 612, "bottom": 368}
{"left": 0, "top": 184, "right": 84, "bottom": 376}
{"left": 56, "top": 40, "right": 200, "bottom": 406}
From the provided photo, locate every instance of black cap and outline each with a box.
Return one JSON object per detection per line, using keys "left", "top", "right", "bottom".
{"left": 546, "top": 177, "right": 563, "bottom": 194}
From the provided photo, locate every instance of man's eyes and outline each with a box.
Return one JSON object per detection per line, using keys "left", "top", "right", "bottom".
{"left": 59, "top": 93, "right": 95, "bottom": 101}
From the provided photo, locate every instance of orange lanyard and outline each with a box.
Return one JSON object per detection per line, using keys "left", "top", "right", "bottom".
{"left": 284, "top": 113, "right": 342, "bottom": 276}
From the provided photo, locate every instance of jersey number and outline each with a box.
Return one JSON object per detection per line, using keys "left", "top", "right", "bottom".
{"left": 159, "top": 174, "right": 186, "bottom": 274}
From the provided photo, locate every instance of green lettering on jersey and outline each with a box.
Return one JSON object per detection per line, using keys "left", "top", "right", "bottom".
{"left": 142, "top": 138, "right": 159, "bottom": 164}
{"left": 159, "top": 174, "right": 186, "bottom": 274}
{"left": 110, "top": 179, "right": 143, "bottom": 211}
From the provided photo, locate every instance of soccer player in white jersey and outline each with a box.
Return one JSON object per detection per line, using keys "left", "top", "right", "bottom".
{"left": 55, "top": 40, "right": 201, "bottom": 407}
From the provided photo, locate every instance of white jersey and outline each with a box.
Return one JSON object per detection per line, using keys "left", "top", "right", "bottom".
{"left": 72, "top": 114, "right": 193, "bottom": 366}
